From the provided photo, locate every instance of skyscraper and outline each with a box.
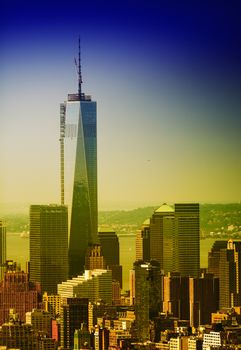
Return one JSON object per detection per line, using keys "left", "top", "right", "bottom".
{"left": 149, "top": 204, "right": 176, "bottom": 273}
{"left": 60, "top": 298, "right": 89, "bottom": 350}
{"left": 98, "top": 230, "right": 122, "bottom": 287}
{"left": 0, "top": 221, "right": 6, "bottom": 281}
{"left": 136, "top": 219, "right": 150, "bottom": 262}
{"left": 134, "top": 260, "right": 162, "bottom": 342}
{"left": 60, "top": 42, "right": 98, "bottom": 277}
{"left": 137, "top": 203, "right": 200, "bottom": 277}
{"left": 29, "top": 204, "right": 68, "bottom": 294}
{"left": 175, "top": 203, "right": 200, "bottom": 277}
{"left": 0, "top": 269, "right": 40, "bottom": 325}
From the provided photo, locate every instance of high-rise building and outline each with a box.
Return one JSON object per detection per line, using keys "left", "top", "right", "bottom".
{"left": 0, "top": 270, "right": 41, "bottom": 325}
{"left": 189, "top": 273, "right": 219, "bottom": 327}
{"left": 163, "top": 272, "right": 190, "bottom": 321}
{"left": 58, "top": 269, "right": 112, "bottom": 305}
{"left": 0, "top": 221, "right": 6, "bottom": 281}
{"left": 175, "top": 203, "right": 200, "bottom": 277}
{"left": 98, "top": 231, "right": 119, "bottom": 266}
{"left": 149, "top": 204, "right": 176, "bottom": 273}
{"left": 134, "top": 260, "right": 162, "bottom": 342}
{"left": 208, "top": 240, "right": 227, "bottom": 278}
{"left": 219, "top": 240, "right": 241, "bottom": 309}
{"left": 60, "top": 44, "right": 98, "bottom": 277}
{"left": 208, "top": 239, "right": 241, "bottom": 309}
{"left": 136, "top": 219, "right": 150, "bottom": 262}
{"left": 142, "top": 203, "right": 199, "bottom": 277}
{"left": 29, "top": 204, "right": 68, "bottom": 294}
{"left": 60, "top": 298, "right": 89, "bottom": 350}
{"left": 98, "top": 231, "right": 122, "bottom": 288}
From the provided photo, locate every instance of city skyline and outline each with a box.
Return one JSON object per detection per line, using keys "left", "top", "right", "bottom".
{"left": 1, "top": 1, "right": 241, "bottom": 210}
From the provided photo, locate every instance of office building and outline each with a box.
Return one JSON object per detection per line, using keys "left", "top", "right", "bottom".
{"left": 175, "top": 203, "right": 200, "bottom": 277}
{"left": 163, "top": 272, "right": 190, "bottom": 321}
{"left": 42, "top": 292, "right": 62, "bottom": 318}
{"left": 98, "top": 231, "right": 119, "bottom": 266}
{"left": 189, "top": 273, "right": 219, "bottom": 327}
{"left": 85, "top": 244, "right": 106, "bottom": 270}
{"left": 150, "top": 204, "right": 176, "bottom": 273}
{"left": 29, "top": 204, "right": 68, "bottom": 294}
{"left": 58, "top": 269, "right": 112, "bottom": 305}
{"left": 98, "top": 230, "right": 122, "bottom": 288}
{"left": 136, "top": 219, "right": 150, "bottom": 261}
{"left": 208, "top": 240, "right": 227, "bottom": 278}
{"left": 219, "top": 240, "right": 241, "bottom": 308}
{"left": 134, "top": 260, "right": 162, "bottom": 342}
{"left": 60, "top": 298, "right": 89, "bottom": 350}
{"left": 0, "top": 270, "right": 40, "bottom": 325}
{"left": 208, "top": 239, "right": 241, "bottom": 309}
{"left": 143, "top": 203, "right": 199, "bottom": 277}
{"left": 60, "top": 44, "right": 98, "bottom": 277}
{"left": 26, "top": 309, "right": 52, "bottom": 338}
{"left": 0, "top": 221, "right": 6, "bottom": 281}
{"left": 0, "top": 309, "right": 37, "bottom": 349}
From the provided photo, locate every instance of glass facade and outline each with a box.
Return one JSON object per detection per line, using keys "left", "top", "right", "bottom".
{"left": 29, "top": 205, "right": 68, "bottom": 294}
{"left": 61, "top": 94, "right": 98, "bottom": 277}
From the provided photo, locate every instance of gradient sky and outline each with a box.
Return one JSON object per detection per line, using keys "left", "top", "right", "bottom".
{"left": 1, "top": 0, "right": 241, "bottom": 210}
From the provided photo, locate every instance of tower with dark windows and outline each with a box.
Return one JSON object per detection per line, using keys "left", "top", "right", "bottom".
{"left": 29, "top": 204, "right": 68, "bottom": 294}
{"left": 134, "top": 260, "right": 162, "bottom": 342}
{"left": 60, "top": 40, "right": 98, "bottom": 277}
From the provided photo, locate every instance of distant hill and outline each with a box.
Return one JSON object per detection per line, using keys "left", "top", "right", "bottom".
{"left": 1, "top": 203, "right": 241, "bottom": 237}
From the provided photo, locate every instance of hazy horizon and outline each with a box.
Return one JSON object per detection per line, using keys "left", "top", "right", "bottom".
{"left": 0, "top": 201, "right": 240, "bottom": 214}
{"left": 1, "top": 1, "right": 241, "bottom": 208}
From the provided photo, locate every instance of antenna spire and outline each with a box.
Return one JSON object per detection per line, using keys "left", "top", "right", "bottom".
{"left": 77, "top": 37, "right": 83, "bottom": 100}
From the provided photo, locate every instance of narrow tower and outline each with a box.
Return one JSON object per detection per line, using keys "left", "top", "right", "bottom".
{"left": 60, "top": 41, "right": 98, "bottom": 277}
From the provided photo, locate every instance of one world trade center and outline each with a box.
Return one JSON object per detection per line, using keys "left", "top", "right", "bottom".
{"left": 60, "top": 41, "right": 98, "bottom": 277}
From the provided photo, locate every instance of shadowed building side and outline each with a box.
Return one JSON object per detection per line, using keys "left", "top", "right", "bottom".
{"left": 29, "top": 204, "right": 68, "bottom": 294}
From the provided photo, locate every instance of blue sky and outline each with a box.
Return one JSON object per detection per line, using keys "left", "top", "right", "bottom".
{"left": 1, "top": 0, "right": 241, "bottom": 209}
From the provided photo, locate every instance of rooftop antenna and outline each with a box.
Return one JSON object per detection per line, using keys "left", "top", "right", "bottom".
{"left": 75, "top": 37, "right": 83, "bottom": 100}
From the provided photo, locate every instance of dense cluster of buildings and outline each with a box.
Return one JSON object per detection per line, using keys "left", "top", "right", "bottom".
{"left": 1, "top": 51, "right": 241, "bottom": 349}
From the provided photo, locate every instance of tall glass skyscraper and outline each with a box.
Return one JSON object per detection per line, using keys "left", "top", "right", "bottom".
{"left": 60, "top": 47, "right": 98, "bottom": 277}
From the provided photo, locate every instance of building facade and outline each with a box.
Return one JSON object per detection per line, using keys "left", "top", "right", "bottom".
{"left": 0, "top": 270, "right": 40, "bottom": 325}
{"left": 189, "top": 273, "right": 219, "bottom": 327}
{"left": 175, "top": 203, "right": 200, "bottom": 277}
{"left": 136, "top": 219, "right": 150, "bottom": 262}
{"left": 134, "top": 260, "right": 162, "bottom": 342}
{"left": 98, "top": 231, "right": 122, "bottom": 288}
{"left": 150, "top": 204, "right": 176, "bottom": 273}
{"left": 208, "top": 239, "right": 241, "bottom": 309}
{"left": 29, "top": 204, "right": 68, "bottom": 294}
{"left": 60, "top": 298, "right": 89, "bottom": 350}
{"left": 58, "top": 269, "right": 112, "bottom": 305}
